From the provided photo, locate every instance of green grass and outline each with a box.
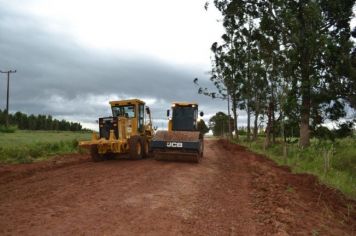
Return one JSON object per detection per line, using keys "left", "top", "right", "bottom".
{"left": 0, "top": 130, "right": 91, "bottom": 164}
{"left": 235, "top": 136, "right": 356, "bottom": 199}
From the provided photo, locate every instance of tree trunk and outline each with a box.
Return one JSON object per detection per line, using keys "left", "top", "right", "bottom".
{"left": 300, "top": 94, "right": 310, "bottom": 147}
{"left": 272, "top": 100, "right": 276, "bottom": 144}
{"left": 270, "top": 81, "right": 276, "bottom": 145}
{"left": 298, "top": 2, "right": 311, "bottom": 148}
{"left": 253, "top": 97, "right": 260, "bottom": 141}
{"left": 227, "top": 91, "right": 232, "bottom": 139}
{"left": 246, "top": 17, "right": 252, "bottom": 142}
{"left": 264, "top": 101, "right": 273, "bottom": 149}
{"left": 247, "top": 99, "right": 251, "bottom": 141}
{"left": 253, "top": 112, "right": 259, "bottom": 141}
{"left": 232, "top": 94, "right": 239, "bottom": 141}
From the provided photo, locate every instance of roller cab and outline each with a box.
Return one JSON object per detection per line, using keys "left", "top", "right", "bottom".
{"left": 151, "top": 102, "right": 204, "bottom": 163}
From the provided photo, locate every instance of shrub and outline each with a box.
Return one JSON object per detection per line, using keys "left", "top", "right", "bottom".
{"left": 3, "top": 147, "right": 33, "bottom": 164}
{"left": 72, "top": 139, "right": 79, "bottom": 148}
{"left": 0, "top": 125, "right": 18, "bottom": 133}
{"left": 313, "top": 126, "right": 335, "bottom": 141}
{"left": 334, "top": 121, "right": 354, "bottom": 138}
{"left": 28, "top": 145, "right": 44, "bottom": 158}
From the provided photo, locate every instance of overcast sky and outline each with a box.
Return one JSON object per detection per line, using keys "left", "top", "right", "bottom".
{"left": 0, "top": 1, "right": 355, "bottom": 130}
{"left": 0, "top": 0, "right": 236, "bottom": 130}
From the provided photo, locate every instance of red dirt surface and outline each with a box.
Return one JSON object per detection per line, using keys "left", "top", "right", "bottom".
{"left": 0, "top": 140, "right": 354, "bottom": 235}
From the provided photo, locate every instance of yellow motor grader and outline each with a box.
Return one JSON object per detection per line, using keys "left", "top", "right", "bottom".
{"left": 151, "top": 102, "right": 204, "bottom": 163}
{"left": 79, "top": 99, "right": 154, "bottom": 161}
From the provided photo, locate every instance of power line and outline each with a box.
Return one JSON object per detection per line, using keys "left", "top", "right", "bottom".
{"left": 0, "top": 70, "right": 17, "bottom": 127}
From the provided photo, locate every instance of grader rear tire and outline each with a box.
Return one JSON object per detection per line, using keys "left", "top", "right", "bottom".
{"left": 142, "top": 137, "right": 150, "bottom": 158}
{"left": 129, "top": 136, "right": 143, "bottom": 160}
{"left": 90, "top": 146, "right": 103, "bottom": 162}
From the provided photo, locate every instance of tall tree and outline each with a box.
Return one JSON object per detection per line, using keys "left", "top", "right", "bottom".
{"left": 209, "top": 112, "right": 234, "bottom": 136}
{"left": 270, "top": 0, "right": 355, "bottom": 147}
{"left": 207, "top": 0, "right": 355, "bottom": 147}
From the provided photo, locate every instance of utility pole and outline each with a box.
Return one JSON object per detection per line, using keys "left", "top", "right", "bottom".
{"left": 0, "top": 70, "right": 16, "bottom": 127}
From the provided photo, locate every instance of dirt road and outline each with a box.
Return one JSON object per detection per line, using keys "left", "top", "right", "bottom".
{"left": 0, "top": 140, "right": 354, "bottom": 235}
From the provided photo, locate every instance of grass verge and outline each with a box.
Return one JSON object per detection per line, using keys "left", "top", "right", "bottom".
{"left": 0, "top": 131, "right": 91, "bottom": 164}
{"left": 235, "top": 136, "right": 356, "bottom": 199}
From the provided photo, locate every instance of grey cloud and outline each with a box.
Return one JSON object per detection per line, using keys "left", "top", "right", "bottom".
{"left": 0, "top": 6, "right": 248, "bottom": 129}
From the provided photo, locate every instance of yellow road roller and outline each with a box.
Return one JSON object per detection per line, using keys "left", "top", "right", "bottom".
{"left": 151, "top": 102, "right": 204, "bottom": 163}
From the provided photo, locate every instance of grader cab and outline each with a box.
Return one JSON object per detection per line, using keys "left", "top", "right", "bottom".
{"left": 79, "top": 99, "right": 153, "bottom": 161}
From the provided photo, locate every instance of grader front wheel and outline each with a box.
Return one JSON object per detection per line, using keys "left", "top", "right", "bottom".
{"left": 129, "top": 136, "right": 143, "bottom": 160}
{"left": 90, "top": 146, "right": 104, "bottom": 162}
{"left": 142, "top": 138, "right": 150, "bottom": 158}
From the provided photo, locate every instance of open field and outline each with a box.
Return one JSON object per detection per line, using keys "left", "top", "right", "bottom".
{"left": 237, "top": 137, "right": 356, "bottom": 199}
{"left": 0, "top": 139, "right": 354, "bottom": 235}
{"left": 0, "top": 131, "right": 91, "bottom": 164}
{"left": 0, "top": 130, "right": 92, "bottom": 147}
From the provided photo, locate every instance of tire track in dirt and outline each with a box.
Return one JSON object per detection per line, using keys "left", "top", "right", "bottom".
{"left": 0, "top": 154, "right": 91, "bottom": 184}
{"left": 181, "top": 139, "right": 257, "bottom": 235}
{"left": 0, "top": 139, "right": 354, "bottom": 235}
{"left": 0, "top": 159, "right": 187, "bottom": 235}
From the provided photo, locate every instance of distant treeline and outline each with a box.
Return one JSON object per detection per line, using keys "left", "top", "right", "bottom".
{"left": 0, "top": 110, "right": 85, "bottom": 131}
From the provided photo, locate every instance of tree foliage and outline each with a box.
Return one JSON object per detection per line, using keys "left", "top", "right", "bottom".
{"left": 197, "top": 119, "right": 210, "bottom": 135}
{"left": 203, "top": 0, "right": 355, "bottom": 147}
{"left": 209, "top": 112, "right": 234, "bottom": 136}
{"left": 0, "top": 110, "right": 84, "bottom": 131}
